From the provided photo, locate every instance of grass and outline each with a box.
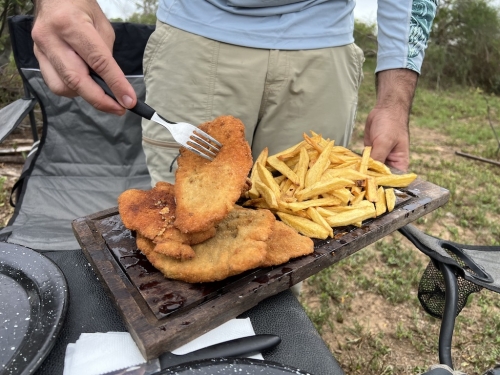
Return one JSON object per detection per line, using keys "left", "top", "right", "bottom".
{"left": 301, "top": 58, "right": 500, "bottom": 374}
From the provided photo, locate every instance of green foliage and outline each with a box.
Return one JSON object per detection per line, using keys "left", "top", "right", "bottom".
{"left": 422, "top": 0, "right": 500, "bottom": 94}
{"left": 0, "top": 55, "right": 23, "bottom": 106}
{"left": 355, "top": 0, "right": 500, "bottom": 93}
{"left": 354, "top": 20, "right": 378, "bottom": 58}
{"left": 126, "top": 0, "right": 157, "bottom": 25}
{"left": 0, "top": 0, "right": 33, "bottom": 65}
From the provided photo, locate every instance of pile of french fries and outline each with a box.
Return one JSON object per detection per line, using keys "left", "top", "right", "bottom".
{"left": 242, "top": 132, "right": 417, "bottom": 239}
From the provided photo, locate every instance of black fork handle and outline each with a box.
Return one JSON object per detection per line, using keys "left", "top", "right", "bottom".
{"left": 89, "top": 71, "right": 155, "bottom": 120}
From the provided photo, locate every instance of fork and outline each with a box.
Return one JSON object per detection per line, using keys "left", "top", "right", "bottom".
{"left": 90, "top": 72, "right": 222, "bottom": 161}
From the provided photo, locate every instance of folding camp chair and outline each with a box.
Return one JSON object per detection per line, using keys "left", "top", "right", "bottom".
{"left": 399, "top": 224, "right": 500, "bottom": 375}
{"left": 0, "top": 15, "right": 344, "bottom": 375}
{"left": 0, "top": 16, "right": 153, "bottom": 250}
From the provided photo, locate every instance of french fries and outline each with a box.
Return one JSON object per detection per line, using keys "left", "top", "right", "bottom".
{"left": 277, "top": 212, "right": 331, "bottom": 239}
{"left": 244, "top": 132, "right": 417, "bottom": 238}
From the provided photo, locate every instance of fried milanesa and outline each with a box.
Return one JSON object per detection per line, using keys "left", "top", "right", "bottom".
{"left": 153, "top": 226, "right": 216, "bottom": 260}
{"left": 174, "top": 116, "right": 253, "bottom": 233}
{"left": 137, "top": 207, "right": 275, "bottom": 283}
{"left": 118, "top": 182, "right": 175, "bottom": 240}
{"left": 117, "top": 182, "right": 215, "bottom": 261}
{"left": 241, "top": 177, "right": 252, "bottom": 197}
{"left": 261, "top": 220, "right": 315, "bottom": 268}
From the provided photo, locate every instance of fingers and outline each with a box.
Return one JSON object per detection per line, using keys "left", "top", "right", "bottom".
{"left": 35, "top": 34, "right": 127, "bottom": 115}
{"left": 31, "top": 1, "right": 137, "bottom": 115}
{"left": 34, "top": 45, "right": 78, "bottom": 98}
{"left": 370, "top": 140, "right": 409, "bottom": 172}
{"left": 364, "top": 109, "right": 410, "bottom": 172}
{"left": 368, "top": 139, "right": 391, "bottom": 165}
{"left": 385, "top": 152, "right": 409, "bottom": 172}
{"left": 67, "top": 22, "right": 137, "bottom": 110}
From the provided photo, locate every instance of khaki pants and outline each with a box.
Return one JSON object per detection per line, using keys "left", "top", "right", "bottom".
{"left": 142, "top": 21, "right": 365, "bottom": 185}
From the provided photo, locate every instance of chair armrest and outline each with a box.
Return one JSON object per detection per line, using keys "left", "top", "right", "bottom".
{"left": 0, "top": 98, "right": 37, "bottom": 143}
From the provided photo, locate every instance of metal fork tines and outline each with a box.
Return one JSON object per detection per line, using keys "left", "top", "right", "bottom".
{"left": 89, "top": 72, "right": 222, "bottom": 161}
{"left": 152, "top": 113, "right": 222, "bottom": 161}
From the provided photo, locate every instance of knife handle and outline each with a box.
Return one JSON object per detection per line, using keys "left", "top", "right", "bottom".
{"left": 89, "top": 71, "right": 155, "bottom": 120}
{"left": 159, "top": 334, "right": 281, "bottom": 369}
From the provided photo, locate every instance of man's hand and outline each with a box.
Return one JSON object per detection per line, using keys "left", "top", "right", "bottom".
{"left": 364, "top": 69, "right": 418, "bottom": 172}
{"left": 32, "top": 0, "right": 137, "bottom": 115}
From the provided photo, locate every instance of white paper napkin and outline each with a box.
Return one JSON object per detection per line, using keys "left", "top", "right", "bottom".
{"left": 63, "top": 318, "right": 263, "bottom": 375}
{"left": 63, "top": 332, "right": 145, "bottom": 375}
{"left": 172, "top": 318, "right": 262, "bottom": 357}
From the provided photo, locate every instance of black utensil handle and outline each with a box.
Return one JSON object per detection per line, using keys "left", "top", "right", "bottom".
{"left": 160, "top": 334, "right": 281, "bottom": 368}
{"left": 89, "top": 71, "right": 155, "bottom": 120}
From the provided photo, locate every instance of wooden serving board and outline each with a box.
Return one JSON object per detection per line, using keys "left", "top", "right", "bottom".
{"left": 72, "top": 177, "right": 449, "bottom": 359}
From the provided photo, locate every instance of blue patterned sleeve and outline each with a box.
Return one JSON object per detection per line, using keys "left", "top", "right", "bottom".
{"left": 406, "top": 0, "right": 438, "bottom": 72}
{"left": 376, "top": 0, "right": 438, "bottom": 74}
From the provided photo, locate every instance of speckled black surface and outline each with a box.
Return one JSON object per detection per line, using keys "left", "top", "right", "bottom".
{"left": 34, "top": 249, "right": 127, "bottom": 375}
{"left": 0, "top": 245, "right": 344, "bottom": 375}
{"left": 159, "top": 357, "right": 313, "bottom": 374}
{"left": 0, "top": 244, "right": 67, "bottom": 375}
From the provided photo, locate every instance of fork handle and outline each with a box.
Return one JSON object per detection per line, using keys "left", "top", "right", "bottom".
{"left": 90, "top": 71, "right": 155, "bottom": 120}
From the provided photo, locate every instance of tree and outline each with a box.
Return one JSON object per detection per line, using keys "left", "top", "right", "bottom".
{"left": 126, "top": 0, "right": 158, "bottom": 25}
{"left": 353, "top": 20, "right": 378, "bottom": 58}
{"left": 0, "top": 0, "right": 33, "bottom": 67}
{"left": 422, "top": 0, "right": 500, "bottom": 94}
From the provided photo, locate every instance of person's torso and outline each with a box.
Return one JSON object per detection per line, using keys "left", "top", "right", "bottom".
{"left": 156, "top": 0, "right": 356, "bottom": 50}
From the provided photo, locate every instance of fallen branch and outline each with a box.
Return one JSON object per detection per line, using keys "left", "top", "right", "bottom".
{"left": 455, "top": 151, "right": 500, "bottom": 167}
{"left": 0, "top": 146, "right": 31, "bottom": 154}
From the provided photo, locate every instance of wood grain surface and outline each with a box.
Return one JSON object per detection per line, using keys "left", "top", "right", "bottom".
{"left": 72, "top": 177, "right": 449, "bottom": 359}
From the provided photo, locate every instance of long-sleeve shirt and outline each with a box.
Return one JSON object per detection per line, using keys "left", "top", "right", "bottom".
{"left": 156, "top": 0, "right": 437, "bottom": 74}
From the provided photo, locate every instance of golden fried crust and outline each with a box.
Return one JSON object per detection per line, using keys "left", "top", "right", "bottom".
{"left": 154, "top": 226, "right": 216, "bottom": 246}
{"left": 137, "top": 207, "right": 275, "bottom": 283}
{"left": 260, "top": 220, "right": 315, "bottom": 268}
{"left": 186, "top": 227, "right": 217, "bottom": 245}
{"left": 153, "top": 241, "right": 196, "bottom": 261}
{"left": 136, "top": 233, "right": 155, "bottom": 253}
{"left": 117, "top": 182, "right": 175, "bottom": 240}
{"left": 241, "top": 177, "right": 252, "bottom": 197}
{"left": 118, "top": 182, "right": 216, "bottom": 261}
{"left": 174, "top": 116, "right": 253, "bottom": 233}
{"left": 152, "top": 226, "right": 216, "bottom": 261}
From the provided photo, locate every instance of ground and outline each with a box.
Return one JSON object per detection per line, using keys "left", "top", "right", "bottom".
{"left": 0, "top": 127, "right": 29, "bottom": 226}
